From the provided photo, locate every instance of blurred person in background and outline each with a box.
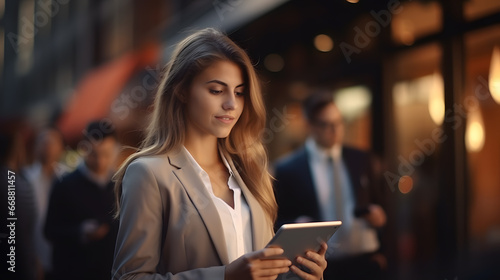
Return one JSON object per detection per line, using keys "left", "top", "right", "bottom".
{"left": 44, "top": 120, "right": 119, "bottom": 280}
{"left": 274, "top": 91, "right": 387, "bottom": 280}
{"left": 0, "top": 123, "right": 38, "bottom": 280}
{"left": 23, "top": 127, "right": 65, "bottom": 279}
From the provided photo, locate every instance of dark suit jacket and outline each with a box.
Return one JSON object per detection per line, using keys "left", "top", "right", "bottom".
{"left": 45, "top": 167, "right": 117, "bottom": 280}
{"left": 274, "top": 146, "right": 383, "bottom": 228}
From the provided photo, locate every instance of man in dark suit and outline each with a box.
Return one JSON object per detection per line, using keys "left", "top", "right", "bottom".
{"left": 45, "top": 120, "right": 118, "bottom": 280}
{"left": 274, "top": 92, "right": 387, "bottom": 280}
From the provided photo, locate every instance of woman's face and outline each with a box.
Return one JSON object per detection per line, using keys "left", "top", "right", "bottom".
{"left": 185, "top": 60, "right": 245, "bottom": 140}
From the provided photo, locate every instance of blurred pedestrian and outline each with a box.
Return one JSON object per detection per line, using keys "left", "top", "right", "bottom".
{"left": 23, "top": 126, "right": 64, "bottom": 279}
{"left": 44, "top": 120, "right": 119, "bottom": 280}
{"left": 274, "top": 91, "right": 387, "bottom": 280}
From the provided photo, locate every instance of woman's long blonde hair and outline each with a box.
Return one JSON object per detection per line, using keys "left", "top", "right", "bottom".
{"left": 114, "top": 28, "right": 277, "bottom": 227}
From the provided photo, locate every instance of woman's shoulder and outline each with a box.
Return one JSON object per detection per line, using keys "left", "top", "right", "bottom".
{"left": 121, "top": 154, "right": 174, "bottom": 188}
{"left": 130, "top": 154, "right": 168, "bottom": 165}
{"left": 124, "top": 147, "right": 186, "bottom": 177}
{"left": 121, "top": 150, "right": 184, "bottom": 192}
{"left": 126, "top": 153, "right": 170, "bottom": 172}
{"left": 127, "top": 147, "right": 185, "bottom": 170}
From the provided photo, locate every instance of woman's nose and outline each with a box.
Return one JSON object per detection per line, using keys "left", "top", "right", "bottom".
{"left": 222, "top": 93, "right": 236, "bottom": 111}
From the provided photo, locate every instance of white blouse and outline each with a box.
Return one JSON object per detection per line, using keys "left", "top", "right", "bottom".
{"left": 184, "top": 147, "right": 253, "bottom": 262}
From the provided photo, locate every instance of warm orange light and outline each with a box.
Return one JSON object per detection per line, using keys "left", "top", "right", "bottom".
{"left": 392, "top": 18, "right": 415, "bottom": 46}
{"left": 398, "top": 175, "right": 414, "bottom": 194}
{"left": 428, "top": 72, "right": 444, "bottom": 125}
{"left": 314, "top": 34, "right": 334, "bottom": 52}
{"left": 346, "top": 0, "right": 359, "bottom": 3}
{"left": 465, "top": 108, "right": 485, "bottom": 153}
{"left": 489, "top": 46, "right": 500, "bottom": 104}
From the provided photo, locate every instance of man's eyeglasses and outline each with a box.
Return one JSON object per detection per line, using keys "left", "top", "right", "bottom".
{"left": 312, "top": 120, "right": 343, "bottom": 130}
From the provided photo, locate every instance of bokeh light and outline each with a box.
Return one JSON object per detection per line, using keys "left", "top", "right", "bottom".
{"left": 264, "top": 53, "right": 285, "bottom": 72}
{"left": 398, "top": 175, "right": 414, "bottom": 194}
{"left": 314, "top": 34, "right": 334, "bottom": 52}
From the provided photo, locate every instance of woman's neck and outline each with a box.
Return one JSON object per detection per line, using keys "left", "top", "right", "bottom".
{"left": 184, "top": 136, "right": 220, "bottom": 168}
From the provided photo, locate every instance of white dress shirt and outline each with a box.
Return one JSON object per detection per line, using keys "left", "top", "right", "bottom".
{"left": 184, "top": 147, "right": 253, "bottom": 262}
{"left": 23, "top": 162, "right": 54, "bottom": 271}
{"left": 305, "top": 138, "right": 379, "bottom": 258}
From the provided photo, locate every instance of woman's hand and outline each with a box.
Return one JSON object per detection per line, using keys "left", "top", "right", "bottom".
{"left": 289, "top": 242, "right": 328, "bottom": 280}
{"left": 225, "top": 247, "right": 291, "bottom": 280}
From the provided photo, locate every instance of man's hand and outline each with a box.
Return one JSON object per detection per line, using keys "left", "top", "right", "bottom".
{"left": 363, "top": 204, "right": 386, "bottom": 228}
{"left": 81, "top": 219, "right": 110, "bottom": 242}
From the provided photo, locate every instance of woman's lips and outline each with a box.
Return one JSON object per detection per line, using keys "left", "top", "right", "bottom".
{"left": 215, "top": 115, "right": 235, "bottom": 124}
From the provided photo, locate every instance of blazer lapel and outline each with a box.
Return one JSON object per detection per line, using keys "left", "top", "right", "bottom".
{"left": 224, "top": 153, "right": 269, "bottom": 250}
{"left": 168, "top": 148, "right": 230, "bottom": 265}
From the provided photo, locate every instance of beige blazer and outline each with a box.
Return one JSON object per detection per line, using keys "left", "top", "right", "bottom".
{"left": 112, "top": 147, "right": 274, "bottom": 280}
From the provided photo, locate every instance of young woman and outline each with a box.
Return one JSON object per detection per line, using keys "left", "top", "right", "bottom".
{"left": 111, "top": 28, "right": 327, "bottom": 280}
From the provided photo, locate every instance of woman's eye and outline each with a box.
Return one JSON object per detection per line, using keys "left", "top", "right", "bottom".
{"left": 209, "top": 89, "right": 223, "bottom": 94}
{"left": 236, "top": 91, "right": 246, "bottom": 97}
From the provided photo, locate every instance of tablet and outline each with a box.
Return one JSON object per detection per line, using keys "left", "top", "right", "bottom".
{"left": 266, "top": 221, "right": 342, "bottom": 262}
